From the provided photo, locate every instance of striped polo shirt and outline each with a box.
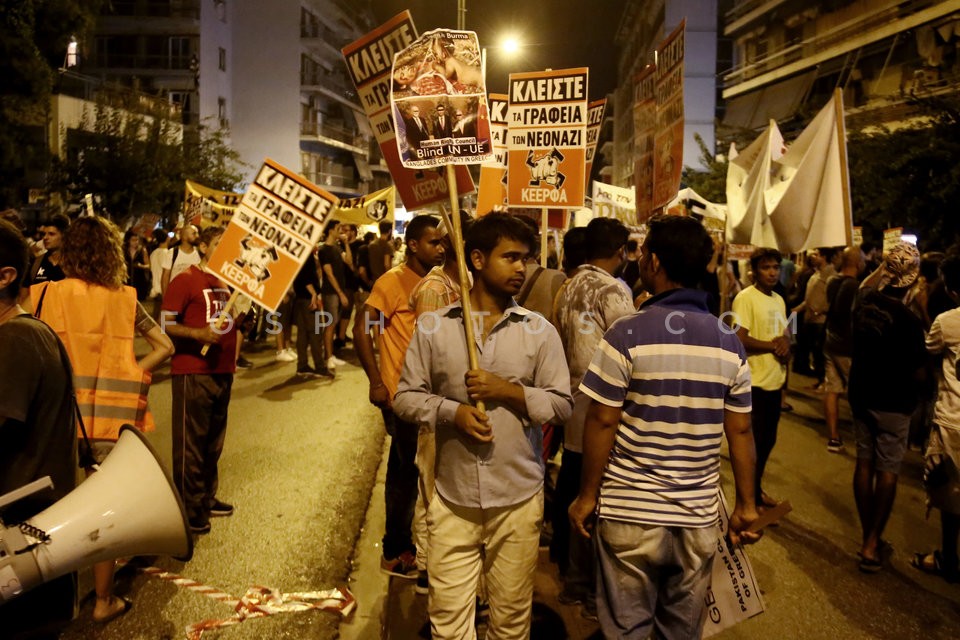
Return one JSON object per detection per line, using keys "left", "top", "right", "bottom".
{"left": 580, "top": 288, "right": 752, "bottom": 528}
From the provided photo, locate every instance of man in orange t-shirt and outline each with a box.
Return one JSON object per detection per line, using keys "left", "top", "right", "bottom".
{"left": 354, "top": 214, "right": 445, "bottom": 578}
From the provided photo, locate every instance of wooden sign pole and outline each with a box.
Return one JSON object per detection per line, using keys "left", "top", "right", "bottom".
{"left": 540, "top": 208, "right": 549, "bottom": 267}
{"left": 833, "top": 88, "right": 854, "bottom": 247}
{"left": 199, "top": 289, "right": 242, "bottom": 356}
{"left": 446, "top": 165, "right": 484, "bottom": 412}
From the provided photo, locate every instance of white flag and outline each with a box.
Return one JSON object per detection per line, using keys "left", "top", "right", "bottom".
{"left": 765, "top": 92, "right": 851, "bottom": 253}
{"left": 725, "top": 120, "right": 784, "bottom": 248}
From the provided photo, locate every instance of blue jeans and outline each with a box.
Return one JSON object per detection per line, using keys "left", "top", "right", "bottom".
{"left": 596, "top": 519, "right": 716, "bottom": 640}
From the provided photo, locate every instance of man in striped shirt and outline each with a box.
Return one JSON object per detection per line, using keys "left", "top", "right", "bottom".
{"left": 569, "top": 215, "right": 761, "bottom": 639}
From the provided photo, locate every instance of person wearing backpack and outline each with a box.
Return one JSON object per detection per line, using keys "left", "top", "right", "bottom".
{"left": 160, "top": 224, "right": 200, "bottom": 296}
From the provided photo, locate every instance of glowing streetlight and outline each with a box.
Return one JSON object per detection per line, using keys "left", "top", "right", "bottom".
{"left": 500, "top": 35, "right": 521, "bottom": 57}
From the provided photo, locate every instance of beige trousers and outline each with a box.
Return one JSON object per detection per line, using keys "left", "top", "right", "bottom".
{"left": 427, "top": 489, "right": 543, "bottom": 640}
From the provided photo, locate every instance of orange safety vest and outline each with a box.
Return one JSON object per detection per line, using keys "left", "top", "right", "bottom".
{"left": 31, "top": 279, "right": 154, "bottom": 440}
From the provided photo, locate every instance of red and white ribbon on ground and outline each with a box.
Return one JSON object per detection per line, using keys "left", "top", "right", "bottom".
{"left": 137, "top": 565, "right": 355, "bottom": 639}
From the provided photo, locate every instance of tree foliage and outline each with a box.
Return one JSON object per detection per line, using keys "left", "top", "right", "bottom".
{"left": 49, "top": 96, "right": 246, "bottom": 223}
{"left": 847, "top": 95, "right": 960, "bottom": 250}
{"left": 0, "top": 0, "right": 102, "bottom": 206}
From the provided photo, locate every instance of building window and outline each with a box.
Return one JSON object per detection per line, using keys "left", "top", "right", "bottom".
{"left": 218, "top": 47, "right": 226, "bottom": 71}
{"left": 215, "top": 0, "right": 227, "bottom": 22}
{"left": 169, "top": 36, "right": 191, "bottom": 69}
{"left": 218, "top": 97, "right": 228, "bottom": 128}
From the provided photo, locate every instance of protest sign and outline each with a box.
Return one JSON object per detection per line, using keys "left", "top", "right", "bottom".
{"left": 477, "top": 93, "right": 509, "bottom": 215}
{"left": 507, "top": 67, "right": 588, "bottom": 209}
{"left": 336, "top": 185, "right": 396, "bottom": 226}
{"left": 342, "top": 12, "right": 474, "bottom": 210}
{"left": 391, "top": 29, "right": 492, "bottom": 169}
{"left": 702, "top": 491, "right": 765, "bottom": 637}
{"left": 183, "top": 180, "right": 242, "bottom": 229}
{"left": 204, "top": 159, "right": 336, "bottom": 312}
{"left": 633, "top": 65, "right": 656, "bottom": 222}
{"left": 130, "top": 214, "right": 161, "bottom": 238}
{"left": 584, "top": 98, "right": 606, "bottom": 191}
{"left": 592, "top": 181, "right": 636, "bottom": 225}
{"left": 653, "top": 21, "right": 685, "bottom": 210}
{"left": 883, "top": 227, "right": 903, "bottom": 255}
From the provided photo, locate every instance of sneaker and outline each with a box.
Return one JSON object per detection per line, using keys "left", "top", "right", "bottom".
{"left": 189, "top": 520, "right": 211, "bottom": 535}
{"left": 827, "top": 438, "right": 844, "bottom": 453}
{"left": 275, "top": 349, "right": 296, "bottom": 363}
{"left": 380, "top": 551, "right": 418, "bottom": 579}
{"left": 329, "top": 355, "right": 347, "bottom": 367}
{"left": 415, "top": 570, "right": 429, "bottom": 595}
{"left": 210, "top": 499, "right": 234, "bottom": 517}
{"left": 297, "top": 367, "right": 321, "bottom": 378}
{"left": 236, "top": 356, "right": 253, "bottom": 369}
{"left": 333, "top": 338, "right": 345, "bottom": 351}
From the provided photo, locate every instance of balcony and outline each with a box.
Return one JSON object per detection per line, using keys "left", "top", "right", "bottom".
{"left": 103, "top": 0, "right": 200, "bottom": 19}
{"left": 89, "top": 52, "right": 194, "bottom": 71}
{"left": 55, "top": 70, "right": 182, "bottom": 120}
{"left": 300, "top": 121, "right": 366, "bottom": 155}
{"left": 723, "top": 0, "right": 955, "bottom": 96}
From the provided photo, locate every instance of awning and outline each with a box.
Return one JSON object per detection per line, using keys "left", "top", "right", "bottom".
{"left": 722, "top": 70, "right": 816, "bottom": 130}
{"left": 352, "top": 153, "right": 373, "bottom": 181}
{"left": 352, "top": 109, "right": 374, "bottom": 138}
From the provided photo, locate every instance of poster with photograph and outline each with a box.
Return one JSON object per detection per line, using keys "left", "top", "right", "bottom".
{"left": 342, "top": 13, "right": 475, "bottom": 209}
{"left": 391, "top": 29, "right": 492, "bottom": 169}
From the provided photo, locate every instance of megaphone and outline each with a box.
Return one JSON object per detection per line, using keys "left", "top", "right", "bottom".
{"left": 0, "top": 426, "right": 194, "bottom": 604}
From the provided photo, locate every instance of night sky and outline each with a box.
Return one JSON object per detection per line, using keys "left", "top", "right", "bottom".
{"left": 369, "top": 0, "right": 628, "bottom": 98}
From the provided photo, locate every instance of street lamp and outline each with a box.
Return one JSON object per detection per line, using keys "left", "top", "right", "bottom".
{"left": 500, "top": 35, "right": 521, "bottom": 57}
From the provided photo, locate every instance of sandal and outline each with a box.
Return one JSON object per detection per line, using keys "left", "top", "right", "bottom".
{"left": 93, "top": 596, "right": 132, "bottom": 624}
{"left": 858, "top": 556, "right": 882, "bottom": 573}
{"left": 911, "top": 551, "right": 960, "bottom": 583}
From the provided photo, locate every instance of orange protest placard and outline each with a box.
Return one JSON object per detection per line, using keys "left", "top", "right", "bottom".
{"left": 653, "top": 21, "right": 685, "bottom": 210}
{"left": 204, "top": 159, "right": 336, "bottom": 312}
{"left": 507, "top": 68, "right": 588, "bottom": 209}
{"left": 584, "top": 98, "right": 606, "bottom": 192}
{"left": 477, "top": 93, "right": 509, "bottom": 215}
{"left": 633, "top": 65, "right": 656, "bottom": 223}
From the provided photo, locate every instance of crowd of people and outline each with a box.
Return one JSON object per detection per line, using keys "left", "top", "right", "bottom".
{"left": 2, "top": 203, "right": 959, "bottom": 639}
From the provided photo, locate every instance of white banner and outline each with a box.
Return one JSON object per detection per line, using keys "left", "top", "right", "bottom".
{"left": 592, "top": 180, "right": 636, "bottom": 225}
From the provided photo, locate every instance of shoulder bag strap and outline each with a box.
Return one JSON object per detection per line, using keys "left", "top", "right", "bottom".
{"left": 517, "top": 266, "right": 544, "bottom": 307}
{"left": 32, "top": 283, "right": 49, "bottom": 319}
{"left": 31, "top": 315, "right": 96, "bottom": 469}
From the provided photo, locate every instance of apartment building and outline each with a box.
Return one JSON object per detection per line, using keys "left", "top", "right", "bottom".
{"left": 721, "top": 0, "right": 960, "bottom": 133}
{"left": 80, "top": 0, "right": 383, "bottom": 195}
{"left": 608, "top": 0, "right": 726, "bottom": 188}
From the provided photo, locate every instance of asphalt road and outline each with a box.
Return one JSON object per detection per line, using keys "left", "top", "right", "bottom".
{"left": 714, "top": 378, "right": 960, "bottom": 639}
{"left": 48, "top": 340, "right": 960, "bottom": 639}
{"left": 59, "top": 340, "right": 384, "bottom": 640}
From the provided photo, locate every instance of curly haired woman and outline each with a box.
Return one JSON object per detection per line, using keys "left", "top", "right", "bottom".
{"left": 31, "top": 215, "right": 173, "bottom": 623}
